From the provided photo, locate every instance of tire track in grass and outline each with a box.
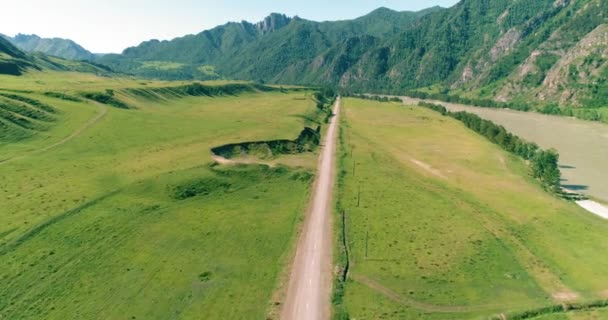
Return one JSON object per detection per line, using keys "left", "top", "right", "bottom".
{"left": 0, "top": 189, "right": 120, "bottom": 256}
{"left": 455, "top": 193, "right": 580, "bottom": 304}
{"left": 37, "top": 101, "right": 107, "bottom": 153}
{"left": 357, "top": 131, "right": 577, "bottom": 307}
{"left": 351, "top": 273, "right": 528, "bottom": 313}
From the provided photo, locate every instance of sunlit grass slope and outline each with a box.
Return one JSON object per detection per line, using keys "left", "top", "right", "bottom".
{"left": 337, "top": 98, "right": 608, "bottom": 319}
{"left": 0, "top": 71, "right": 319, "bottom": 319}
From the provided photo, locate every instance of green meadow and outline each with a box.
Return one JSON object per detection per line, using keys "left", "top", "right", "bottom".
{"left": 0, "top": 71, "right": 321, "bottom": 319}
{"left": 336, "top": 98, "right": 608, "bottom": 319}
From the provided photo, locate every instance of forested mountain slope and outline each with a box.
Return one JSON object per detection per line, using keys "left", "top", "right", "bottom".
{"left": 2, "top": 34, "right": 96, "bottom": 61}
{"left": 97, "top": 8, "right": 440, "bottom": 80}
{"left": 0, "top": 36, "right": 111, "bottom": 76}
{"left": 97, "top": 0, "right": 607, "bottom": 108}
{"left": 0, "top": 37, "right": 38, "bottom": 75}
{"left": 318, "top": 0, "right": 607, "bottom": 109}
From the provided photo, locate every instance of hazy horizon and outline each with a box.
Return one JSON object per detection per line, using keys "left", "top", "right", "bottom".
{"left": 1, "top": 0, "right": 458, "bottom": 54}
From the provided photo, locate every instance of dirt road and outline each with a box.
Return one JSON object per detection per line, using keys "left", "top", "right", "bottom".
{"left": 281, "top": 98, "right": 340, "bottom": 320}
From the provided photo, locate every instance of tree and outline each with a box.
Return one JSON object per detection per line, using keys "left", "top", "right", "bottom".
{"left": 531, "top": 149, "right": 561, "bottom": 192}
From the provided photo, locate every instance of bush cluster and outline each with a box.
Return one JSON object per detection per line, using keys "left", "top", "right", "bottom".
{"left": 407, "top": 90, "right": 606, "bottom": 123}
{"left": 80, "top": 92, "right": 130, "bottom": 109}
{"left": 343, "top": 93, "right": 401, "bottom": 103}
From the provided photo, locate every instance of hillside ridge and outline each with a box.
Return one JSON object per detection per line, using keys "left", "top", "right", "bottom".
{"left": 2, "top": 33, "right": 96, "bottom": 61}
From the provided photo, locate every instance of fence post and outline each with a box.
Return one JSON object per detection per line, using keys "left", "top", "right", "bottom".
{"left": 357, "top": 185, "right": 361, "bottom": 208}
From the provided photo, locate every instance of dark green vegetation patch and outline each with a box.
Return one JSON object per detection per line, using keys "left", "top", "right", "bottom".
{"left": 125, "top": 82, "right": 277, "bottom": 102}
{"left": 43, "top": 92, "right": 83, "bottom": 102}
{"left": 0, "top": 93, "right": 56, "bottom": 113}
{"left": 211, "top": 127, "right": 321, "bottom": 160}
{"left": 80, "top": 90, "right": 130, "bottom": 109}
{"left": 170, "top": 165, "right": 309, "bottom": 200}
{"left": 490, "top": 300, "right": 608, "bottom": 320}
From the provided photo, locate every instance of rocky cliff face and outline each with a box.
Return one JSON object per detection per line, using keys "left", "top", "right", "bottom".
{"left": 255, "top": 13, "right": 293, "bottom": 34}
{"left": 471, "top": 0, "right": 608, "bottom": 107}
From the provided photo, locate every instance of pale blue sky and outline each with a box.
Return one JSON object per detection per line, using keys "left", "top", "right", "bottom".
{"left": 1, "top": 0, "right": 459, "bottom": 53}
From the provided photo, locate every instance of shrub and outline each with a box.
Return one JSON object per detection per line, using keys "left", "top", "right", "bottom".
{"left": 80, "top": 92, "right": 130, "bottom": 109}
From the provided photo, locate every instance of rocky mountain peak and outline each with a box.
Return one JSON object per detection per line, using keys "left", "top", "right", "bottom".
{"left": 255, "top": 13, "right": 292, "bottom": 34}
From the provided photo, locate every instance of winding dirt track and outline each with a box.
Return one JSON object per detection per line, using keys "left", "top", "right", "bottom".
{"left": 281, "top": 98, "right": 340, "bottom": 320}
{"left": 351, "top": 274, "right": 532, "bottom": 314}
{"left": 0, "top": 102, "right": 107, "bottom": 165}
{"left": 38, "top": 102, "right": 107, "bottom": 153}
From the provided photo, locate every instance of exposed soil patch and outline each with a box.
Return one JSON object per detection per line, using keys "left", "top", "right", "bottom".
{"left": 410, "top": 158, "right": 447, "bottom": 179}
{"left": 211, "top": 155, "right": 277, "bottom": 168}
{"left": 498, "top": 154, "right": 506, "bottom": 166}
{"left": 552, "top": 291, "right": 579, "bottom": 302}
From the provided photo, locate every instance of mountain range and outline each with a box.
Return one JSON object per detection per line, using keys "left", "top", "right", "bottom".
{"left": 2, "top": 0, "right": 607, "bottom": 108}
{"left": 1, "top": 34, "right": 96, "bottom": 61}
{"left": 0, "top": 35, "right": 110, "bottom": 76}
{"left": 95, "top": 8, "right": 441, "bottom": 81}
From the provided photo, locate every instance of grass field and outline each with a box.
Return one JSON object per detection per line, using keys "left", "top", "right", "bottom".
{"left": 336, "top": 98, "right": 608, "bottom": 319}
{"left": 430, "top": 100, "right": 608, "bottom": 203}
{"left": 140, "top": 61, "right": 187, "bottom": 70}
{"left": 0, "top": 71, "right": 321, "bottom": 319}
{"left": 0, "top": 70, "right": 243, "bottom": 92}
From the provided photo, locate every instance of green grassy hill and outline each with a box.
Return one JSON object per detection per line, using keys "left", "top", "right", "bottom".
{"left": 0, "top": 71, "right": 329, "bottom": 319}
{"left": 335, "top": 98, "right": 608, "bottom": 319}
